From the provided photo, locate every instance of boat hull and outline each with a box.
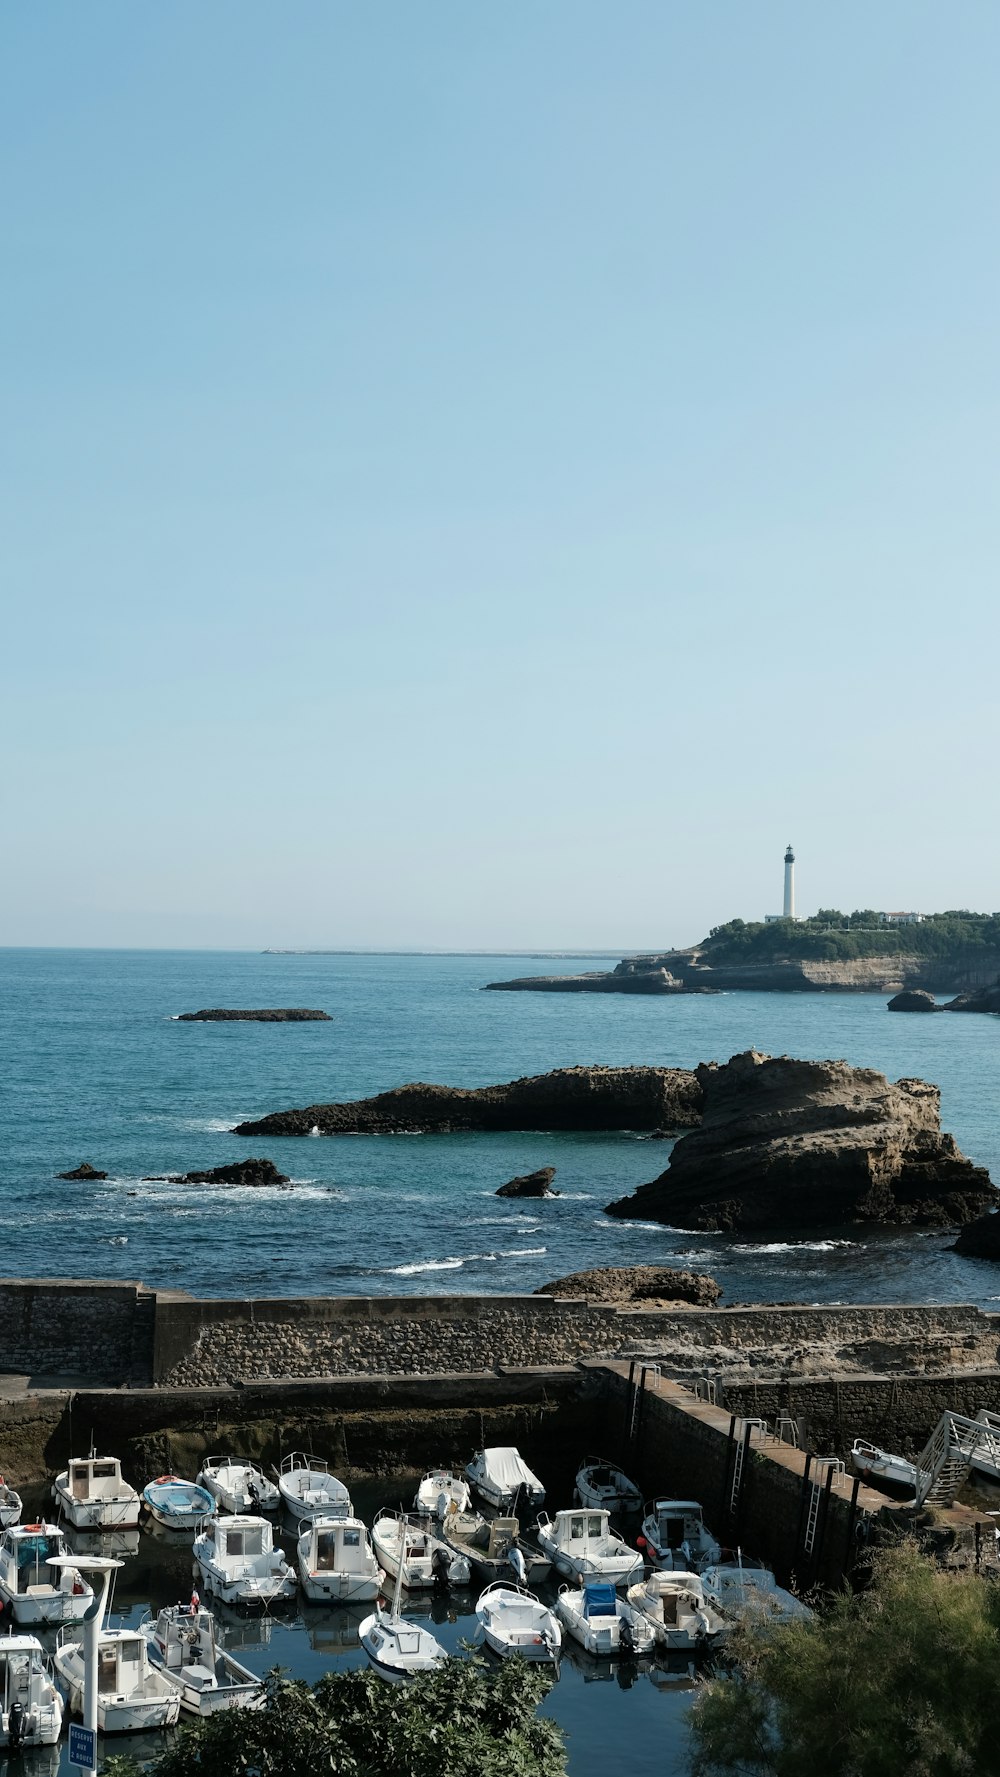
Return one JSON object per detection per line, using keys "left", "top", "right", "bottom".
{"left": 54, "top": 1490, "right": 141, "bottom": 1531}
{"left": 297, "top": 1566, "right": 381, "bottom": 1605}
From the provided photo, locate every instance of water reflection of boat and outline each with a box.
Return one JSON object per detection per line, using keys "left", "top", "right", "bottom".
{"left": 211, "top": 1604, "right": 276, "bottom": 1653}
{"left": 304, "top": 1604, "right": 366, "bottom": 1653}
{"left": 558, "top": 1634, "right": 649, "bottom": 1687}
{"left": 63, "top": 1524, "right": 140, "bottom": 1560}
{"left": 0, "top": 1741, "right": 61, "bottom": 1777}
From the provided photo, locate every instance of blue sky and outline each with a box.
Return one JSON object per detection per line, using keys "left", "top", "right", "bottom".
{"left": 4, "top": 2, "right": 998, "bottom": 949}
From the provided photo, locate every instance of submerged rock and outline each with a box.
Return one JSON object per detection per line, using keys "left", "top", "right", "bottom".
{"left": 496, "top": 1167, "right": 559, "bottom": 1198}
{"left": 144, "top": 1158, "right": 290, "bottom": 1187}
{"left": 535, "top": 1264, "right": 722, "bottom": 1308}
{"left": 604, "top": 1050, "right": 995, "bottom": 1234}
{"left": 57, "top": 1162, "right": 108, "bottom": 1181}
{"left": 233, "top": 1065, "right": 704, "bottom": 1138}
{"left": 176, "top": 1008, "right": 331, "bottom": 1021}
{"left": 887, "top": 990, "right": 938, "bottom": 1012}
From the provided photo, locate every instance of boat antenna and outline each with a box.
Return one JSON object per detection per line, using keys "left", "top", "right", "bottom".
{"left": 389, "top": 1509, "right": 405, "bottom": 1623}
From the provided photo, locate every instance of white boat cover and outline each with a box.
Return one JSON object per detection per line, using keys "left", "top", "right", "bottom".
{"left": 479, "top": 1449, "right": 543, "bottom": 1492}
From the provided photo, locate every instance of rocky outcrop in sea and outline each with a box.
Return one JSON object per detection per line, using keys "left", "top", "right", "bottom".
{"left": 143, "top": 1158, "right": 290, "bottom": 1187}
{"left": 887, "top": 983, "right": 1000, "bottom": 1014}
{"left": 603, "top": 1050, "right": 995, "bottom": 1234}
{"left": 176, "top": 1008, "right": 331, "bottom": 1021}
{"left": 57, "top": 1162, "right": 108, "bottom": 1180}
{"left": 232, "top": 1065, "right": 703, "bottom": 1137}
{"left": 496, "top": 1166, "right": 559, "bottom": 1198}
{"left": 535, "top": 1264, "right": 722, "bottom": 1307}
{"left": 952, "top": 1211, "right": 1000, "bottom": 1259}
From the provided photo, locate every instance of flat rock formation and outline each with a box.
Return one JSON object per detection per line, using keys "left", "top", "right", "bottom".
{"left": 176, "top": 1008, "right": 331, "bottom": 1022}
{"left": 888, "top": 990, "right": 938, "bottom": 1012}
{"left": 952, "top": 1213, "right": 1000, "bottom": 1259}
{"left": 57, "top": 1162, "right": 108, "bottom": 1181}
{"left": 940, "top": 984, "right": 1000, "bottom": 1014}
{"left": 536, "top": 1264, "right": 722, "bottom": 1308}
{"left": 487, "top": 948, "right": 1000, "bottom": 997}
{"left": 496, "top": 1166, "right": 559, "bottom": 1198}
{"left": 484, "top": 970, "right": 708, "bottom": 995}
{"left": 143, "top": 1158, "right": 290, "bottom": 1187}
{"left": 604, "top": 1050, "right": 995, "bottom": 1234}
{"left": 233, "top": 1064, "right": 703, "bottom": 1138}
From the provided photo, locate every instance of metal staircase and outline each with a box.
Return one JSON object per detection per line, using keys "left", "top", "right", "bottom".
{"left": 803, "top": 1458, "right": 845, "bottom": 1556}
{"left": 914, "top": 1411, "right": 1000, "bottom": 1507}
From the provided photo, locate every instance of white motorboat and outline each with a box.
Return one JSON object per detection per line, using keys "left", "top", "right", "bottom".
{"left": 535, "top": 1508, "right": 643, "bottom": 1587}
{"left": 193, "top": 1515, "right": 297, "bottom": 1608}
{"left": 574, "top": 1457, "right": 643, "bottom": 1514}
{"left": 0, "top": 1524, "right": 93, "bottom": 1627}
{"left": 359, "top": 1525, "right": 447, "bottom": 1680}
{"left": 465, "top": 1448, "right": 545, "bottom": 1512}
{"left": 475, "top": 1581, "right": 561, "bottom": 1663}
{"left": 278, "top": 1453, "right": 352, "bottom": 1522}
{"left": 556, "top": 1581, "right": 656, "bottom": 1657}
{"left": 439, "top": 1509, "right": 551, "bottom": 1585}
{"left": 141, "top": 1604, "right": 264, "bottom": 1715}
{"left": 54, "top": 1625, "right": 181, "bottom": 1732}
{"left": 0, "top": 1633, "right": 64, "bottom": 1745}
{"left": 626, "top": 1571, "right": 725, "bottom": 1650}
{"left": 0, "top": 1475, "right": 23, "bottom": 1530}
{"left": 143, "top": 1475, "right": 215, "bottom": 1531}
{"left": 413, "top": 1470, "right": 471, "bottom": 1519}
{"left": 197, "top": 1456, "right": 280, "bottom": 1516}
{"left": 297, "top": 1516, "right": 382, "bottom": 1604}
{"left": 701, "top": 1557, "right": 813, "bottom": 1629}
{"left": 53, "top": 1452, "right": 141, "bottom": 1530}
{"left": 639, "top": 1500, "right": 722, "bottom": 1572}
{"left": 849, "top": 1439, "right": 919, "bottom": 1495}
{"left": 372, "top": 1509, "right": 470, "bottom": 1589}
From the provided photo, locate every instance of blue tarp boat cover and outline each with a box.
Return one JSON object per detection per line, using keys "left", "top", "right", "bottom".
{"left": 582, "top": 1583, "right": 617, "bottom": 1619}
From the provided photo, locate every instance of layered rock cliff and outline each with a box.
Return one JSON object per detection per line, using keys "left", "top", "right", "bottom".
{"left": 604, "top": 1050, "right": 995, "bottom": 1233}
{"left": 233, "top": 1064, "right": 704, "bottom": 1138}
{"left": 487, "top": 947, "right": 1000, "bottom": 996}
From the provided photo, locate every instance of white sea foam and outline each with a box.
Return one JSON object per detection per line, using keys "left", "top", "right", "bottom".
{"left": 382, "top": 1246, "right": 547, "bottom": 1276}
{"left": 595, "top": 1217, "right": 667, "bottom": 1234}
{"left": 732, "top": 1240, "right": 858, "bottom": 1254}
{"left": 385, "top": 1258, "right": 465, "bottom": 1276}
{"left": 106, "top": 1235, "right": 128, "bottom": 1246}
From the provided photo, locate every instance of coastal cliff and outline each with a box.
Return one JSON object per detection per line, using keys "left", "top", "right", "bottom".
{"left": 233, "top": 1064, "right": 703, "bottom": 1137}
{"left": 604, "top": 1050, "right": 995, "bottom": 1234}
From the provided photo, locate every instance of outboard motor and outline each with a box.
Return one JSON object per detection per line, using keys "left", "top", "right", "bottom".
{"left": 7, "top": 1700, "right": 25, "bottom": 1751}
{"left": 507, "top": 1542, "right": 527, "bottom": 1586}
{"left": 619, "top": 1617, "right": 635, "bottom": 1656}
{"left": 432, "top": 1547, "right": 449, "bottom": 1592}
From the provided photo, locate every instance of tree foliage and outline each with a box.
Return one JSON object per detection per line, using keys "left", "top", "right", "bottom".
{"left": 689, "top": 1542, "right": 1000, "bottom": 1777}
{"left": 702, "top": 910, "right": 1000, "bottom": 967}
{"left": 102, "top": 1657, "right": 564, "bottom": 1777}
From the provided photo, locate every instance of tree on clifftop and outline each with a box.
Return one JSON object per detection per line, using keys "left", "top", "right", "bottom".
{"left": 103, "top": 1657, "right": 565, "bottom": 1777}
{"left": 688, "top": 1542, "right": 1000, "bottom": 1777}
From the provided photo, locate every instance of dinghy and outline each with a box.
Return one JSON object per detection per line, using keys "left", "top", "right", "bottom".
{"left": 0, "top": 1633, "right": 64, "bottom": 1744}
{"left": 439, "top": 1509, "right": 551, "bottom": 1585}
{"left": 278, "top": 1453, "right": 352, "bottom": 1522}
{"left": 412, "top": 1470, "right": 471, "bottom": 1518}
{"left": 198, "top": 1456, "right": 280, "bottom": 1516}
{"left": 141, "top": 1604, "right": 264, "bottom": 1715}
{"left": 465, "top": 1447, "right": 545, "bottom": 1512}
{"left": 0, "top": 1476, "right": 22, "bottom": 1530}
{"left": 193, "top": 1515, "right": 297, "bottom": 1608}
{"left": 555, "top": 1580, "right": 656, "bottom": 1657}
{"left": 626, "top": 1571, "right": 725, "bottom": 1650}
{"left": 849, "top": 1439, "right": 919, "bottom": 1496}
{"left": 0, "top": 1524, "right": 93, "bottom": 1627}
{"left": 53, "top": 1452, "right": 141, "bottom": 1530}
{"left": 359, "top": 1530, "right": 447, "bottom": 1680}
{"left": 143, "top": 1475, "right": 215, "bottom": 1531}
{"left": 701, "top": 1556, "right": 813, "bottom": 1630}
{"left": 475, "top": 1581, "right": 561, "bottom": 1663}
{"left": 54, "top": 1625, "right": 182, "bottom": 1731}
{"left": 574, "top": 1457, "right": 642, "bottom": 1514}
{"left": 535, "top": 1508, "right": 644, "bottom": 1587}
{"left": 297, "top": 1515, "right": 382, "bottom": 1604}
{"left": 372, "top": 1509, "right": 470, "bottom": 1589}
{"left": 639, "top": 1499, "right": 722, "bottom": 1572}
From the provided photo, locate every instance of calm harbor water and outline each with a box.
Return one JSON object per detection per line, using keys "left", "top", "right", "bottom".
{"left": 1, "top": 947, "right": 999, "bottom": 1307}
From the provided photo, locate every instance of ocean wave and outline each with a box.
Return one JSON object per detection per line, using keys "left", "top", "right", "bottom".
{"left": 594, "top": 1217, "right": 667, "bottom": 1234}
{"left": 383, "top": 1258, "right": 465, "bottom": 1275}
{"left": 382, "top": 1246, "right": 547, "bottom": 1276}
{"left": 732, "top": 1240, "right": 859, "bottom": 1254}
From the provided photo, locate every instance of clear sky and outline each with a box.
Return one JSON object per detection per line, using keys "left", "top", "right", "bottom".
{"left": 4, "top": 2, "right": 998, "bottom": 950}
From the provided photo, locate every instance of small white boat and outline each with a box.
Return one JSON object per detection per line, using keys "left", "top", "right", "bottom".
{"left": 535, "top": 1507, "right": 643, "bottom": 1587}
{"left": 465, "top": 1448, "right": 545, "bottom": 1512}
{"left": 555, "top": 1581, "right": 656, "bottom": 1657}
{"left": 193, "top": 1515, "right": 297, "bottom": 1608}
{"left": 475, "top": 1581, "right": 561, "bottom": 1663}
{"left": 278, "top": 1453, "right": 352, "bottom": 1522}
{"left": 54, "top": 1625, "right": 181, "bottom": 1732}
{"left": 639, "top": 1500, "right": 721, "bottom": 1572}
{"left": 198, "top": 1456, "right": 280, "bottom": 1516}
{"left": 413, "top": 1470, "right": 471, "bottom": 1519}
{"left": 143, "top": 1475, "right": 215, "bottom": 1531}
{"left": 701, "top": 1557, "right": 813, "bottom": 1629}
{"left": 626, "top": 1571, "right": 725, "bottom": 1650}
{"left": 849, "top": 1439, "right": 919, "bottom": 1495}
{"left": 141, "top": 1604, "right": 264, "bottom": 1715}
{"left": 297, "top": 1516, "right": 382, "bottom": 1604}
{"left": 0, "top": 1633, "right": 64, "bottom": 1745}
{"left": 439, "top": 1510, "right": 551, "bottom": 1585}
{"left": 0, "top": 1524, "right": 94, "bottom": 1627}
{"left": 359, "top": 1534, "right": 447, "bottom": 1680}
{"left": 574, "top": 1457, "right": 642, "bottom": 1514}
{"left": 0, "top": 1475, "right": 23, "bottom": 1530}
{"left": 372, "top": 1509, "right": 469, "bottom": 1589}
{"left": 53, "top": 1452, "right": 141, "bottom": 1530}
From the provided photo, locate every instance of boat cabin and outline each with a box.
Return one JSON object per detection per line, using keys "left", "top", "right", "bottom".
{"left": 214, "top": 1520, "right": 270, "bottom": 1564}
{"left": 544, "top": 1509, "right": 611, "bottom": 1550}
{"left": 2, "top": 1525, "right": 70, "bottom": 1594}
{"left": 97, "top": 1633, "right": 146, "bottom": 1701}
{"left": 646, "top": 1500, "right": 709, "bottom": 1551}
{"left": 65, "top": 1456, "right": 127, "bottom": 1502}
{"left": 306, "top": 1519, "right": 371, "bottom": 1575}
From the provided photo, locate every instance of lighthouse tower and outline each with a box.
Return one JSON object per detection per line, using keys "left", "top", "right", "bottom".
{"left": 783, "top": 845, "right": 796, "bottom": 920}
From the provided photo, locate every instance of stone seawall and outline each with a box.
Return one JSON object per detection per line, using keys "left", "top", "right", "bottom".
{"left": 0, "top": 1279, "right": 155, "bottom": 1386}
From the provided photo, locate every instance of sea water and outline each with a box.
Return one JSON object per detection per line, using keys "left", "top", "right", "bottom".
{"left": 1, "top": 946, "right": 999, "bottom": 1307}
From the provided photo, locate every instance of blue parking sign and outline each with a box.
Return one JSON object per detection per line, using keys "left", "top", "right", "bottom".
{"left": 69, "top": 1723, "right": 97, "bottom": 1769}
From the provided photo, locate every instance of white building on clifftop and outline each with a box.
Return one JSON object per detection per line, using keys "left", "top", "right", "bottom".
{"left": 764, "top": 844, "right": 798, "bottom": 923}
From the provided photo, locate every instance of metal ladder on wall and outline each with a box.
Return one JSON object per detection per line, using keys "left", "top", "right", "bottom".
{"left": 628, "top": 1365, "right": 661, "bottom": 1441}
{"left": 695, "top": 1377, "right": 718, "bottom": 1406}
{"left": 803, "top": 1458, "right": 845, "bottom": 1556}
{"left": 729, "top": 1418, "right": 768, "bottom": 1515}
{"left": 774, "top": 1415, "right": 799, "bottom": 1448}
{"left": 914, "top": 1411, "right": 1000, "bottom": 1507}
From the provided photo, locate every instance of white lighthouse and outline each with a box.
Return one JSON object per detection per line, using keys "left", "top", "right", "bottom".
{"left": 783, "top": 844, "right": 796, "bottom": 920}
